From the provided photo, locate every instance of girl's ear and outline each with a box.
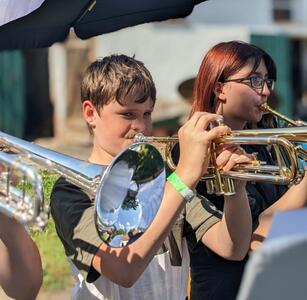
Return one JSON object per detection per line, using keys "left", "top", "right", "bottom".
{"left": 82, "top": 100, "right": 96, "bottom": 128}
{"left": 214, "top": 82, "right": 227, "bottom": 103}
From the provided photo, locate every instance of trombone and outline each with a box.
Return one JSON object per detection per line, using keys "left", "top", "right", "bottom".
{"left": 0, "top": 151, "right": 47, "bottom": 228}
{"left": 0, "top": 130, "right": 165, "bottom": 247}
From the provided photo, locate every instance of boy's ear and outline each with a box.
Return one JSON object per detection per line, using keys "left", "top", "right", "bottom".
{"left": 82, "top": 100, "right": 96, "bottom": 128}
{"left": 214, "top": 82, "right": 227, "bottom": 103}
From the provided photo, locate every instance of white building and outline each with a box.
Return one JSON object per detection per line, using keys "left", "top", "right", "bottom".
{"left": 49, "top": 0, "right": 307, "bottom": 139}
{"left": 93, "top": 0, "right": 307, "bottom": 119}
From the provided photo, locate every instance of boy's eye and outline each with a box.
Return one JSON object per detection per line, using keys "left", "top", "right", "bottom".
{"left": 121, "top": 112, "right": 134, "bottom": 117}
{"left": 144, "top": 111, "right": 152, "bottom": 117}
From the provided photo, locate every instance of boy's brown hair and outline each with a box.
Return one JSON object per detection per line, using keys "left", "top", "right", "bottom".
{"left": 81, "top": 54, "right": 156, "bottom": 112}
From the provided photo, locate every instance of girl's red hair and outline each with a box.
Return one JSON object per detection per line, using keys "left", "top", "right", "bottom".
{"left": 191, "top": 41, "right": 276, "bottom": 115}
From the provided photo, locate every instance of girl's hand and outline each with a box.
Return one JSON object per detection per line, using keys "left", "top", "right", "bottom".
{"left": 216, "top": 144, "right": 253, "bottom": 172}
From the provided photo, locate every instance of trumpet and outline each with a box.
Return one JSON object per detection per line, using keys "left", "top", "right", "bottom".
{"left": 0, "top": 131, "right": 165, "bottom": 247}
{"left": 260, "top": 102, "right": 307, "bottom": 127}
{"left": 259, "top": 102, "right": 307, "bottom": 162}
{"left": 134, "top": 124, "right": 307, "bottom": 196}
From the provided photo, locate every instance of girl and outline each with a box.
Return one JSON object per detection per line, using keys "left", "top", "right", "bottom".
{"left": 187, "top": 41, "right": 307, "bottom": 300}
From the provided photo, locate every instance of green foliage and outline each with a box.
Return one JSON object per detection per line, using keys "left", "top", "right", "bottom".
{"left": 31, "top": 171, "right": 72, "bottom": 291}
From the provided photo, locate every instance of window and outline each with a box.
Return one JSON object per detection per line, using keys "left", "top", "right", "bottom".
{"left": 273, "top": 0, "right": 291, "bottom": 22}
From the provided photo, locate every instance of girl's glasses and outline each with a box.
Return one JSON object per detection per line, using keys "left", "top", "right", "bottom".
{"left": 223, "top": 76, "right": 275, "bottom": 92}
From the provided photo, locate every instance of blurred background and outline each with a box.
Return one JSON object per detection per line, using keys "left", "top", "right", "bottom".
{"left": 1, "top": 0, "right": 307, "bottom": 298}
{"left": 2, "top": 0, "right": 307, "bottom": 155}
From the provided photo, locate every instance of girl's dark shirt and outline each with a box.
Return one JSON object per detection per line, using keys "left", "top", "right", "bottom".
{"left": 183, "top": 144, "right": 288, "bottom": 300}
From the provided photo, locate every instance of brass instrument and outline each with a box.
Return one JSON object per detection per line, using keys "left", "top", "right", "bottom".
{"left": 0, "top": 151, "right": 47, "bottom": 228}
{"left": 260, "top": 102, "right": 307, "bottom": 162}
{"left": 260, "top": 102, "right": 307, "bottom": 127}
{"left": 0, "top": 131, "right": 165, "bottom": 247}
{"left": 134, "top": 124, "right": 307, "bottom": 196}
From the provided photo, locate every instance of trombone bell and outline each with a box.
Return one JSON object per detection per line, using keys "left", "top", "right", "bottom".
{"left": 0, "top": 131, "right": 165, "bottom": 247}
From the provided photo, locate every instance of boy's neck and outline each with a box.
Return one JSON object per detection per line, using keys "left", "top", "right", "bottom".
{"left": 88, "top": 148, "right": 113, "bottom": 166}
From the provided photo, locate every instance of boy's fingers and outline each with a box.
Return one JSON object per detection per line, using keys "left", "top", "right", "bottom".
{"left": 187, "top": 112, "right": 224, "bottom": 130}
{"left": 202, "top": 125, "right": 230, "bottom": 142}
{"left": 195, "top": 114, "right": 224, "bottom": 132}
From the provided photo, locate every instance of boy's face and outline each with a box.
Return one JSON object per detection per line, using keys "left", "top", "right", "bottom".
{"left": 86, "top": 92, "right": 154, "bottom": 164}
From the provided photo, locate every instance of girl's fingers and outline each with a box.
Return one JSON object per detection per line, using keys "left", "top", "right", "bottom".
{"left": 216, "top": 149, "right": 233, "bottom": 168}
{"left": 220, "top": 148, "right": 253, "bottom": 171}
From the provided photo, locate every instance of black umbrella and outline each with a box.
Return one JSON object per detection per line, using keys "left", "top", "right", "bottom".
{"left": 0, "top": 0, "right": 206, "bottom": 50}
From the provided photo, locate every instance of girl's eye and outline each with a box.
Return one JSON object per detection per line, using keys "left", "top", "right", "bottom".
{"left": 144, "top": 111, "right": 152, "bottom": 117}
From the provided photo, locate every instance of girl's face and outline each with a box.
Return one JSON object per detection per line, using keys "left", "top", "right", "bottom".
{"left": 216, "top": 58, "right": 272, "bottom": 129}
{"left": 83, "top": 90, "right": 154, "bottom": 165}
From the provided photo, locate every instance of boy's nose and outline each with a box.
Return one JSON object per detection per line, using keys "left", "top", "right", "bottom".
{"left": 132, "top": 118, "right": 147, "bottom": 132}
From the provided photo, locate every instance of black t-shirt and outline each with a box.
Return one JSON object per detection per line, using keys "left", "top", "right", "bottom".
{"left": 186, "top": 145, "right": 288, "bottom": 300}
{"left": 50, "top": 170, "right": 223, "bottom": 287}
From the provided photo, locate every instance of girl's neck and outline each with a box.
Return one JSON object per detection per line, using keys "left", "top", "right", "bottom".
{"left": 216, "top": 102, "right": 246, "bottom": 130}
{"left": 220, "top": 115, "right": 246, "bottom": 130}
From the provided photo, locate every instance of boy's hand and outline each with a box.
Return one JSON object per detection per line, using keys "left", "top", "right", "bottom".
{"left": 175, "top": 112, "right": 230, "bottom": 187}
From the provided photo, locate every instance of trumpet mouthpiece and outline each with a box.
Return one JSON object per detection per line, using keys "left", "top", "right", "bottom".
{"left": 260, "top": 102, "right": 269, "bottom": 111}
{"left": 133, "top": 133, "right": 146, "bottom": 142}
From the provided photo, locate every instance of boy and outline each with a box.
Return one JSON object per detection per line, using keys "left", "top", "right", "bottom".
{"left": 50, "top": 54, "right": 252, "bottom": 300}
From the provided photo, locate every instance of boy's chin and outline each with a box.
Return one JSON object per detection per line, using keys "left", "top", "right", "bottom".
{"left": 122, "top": 139, "right": 134, "bottom": 148}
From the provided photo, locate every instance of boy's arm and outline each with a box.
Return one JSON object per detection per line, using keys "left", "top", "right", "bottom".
{"left": 91, "top": 112, "right": 231, "bottom": 287}
{"left": 51, "top": 112, "right": 231, "bottom": 287}
{"left": 92, "top": 181, "right": 189, "bottom": 287}
{"left": 0, "top": 213, "right": 43, "bottom": 299}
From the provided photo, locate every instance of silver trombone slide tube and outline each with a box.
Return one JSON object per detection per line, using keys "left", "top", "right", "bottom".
{"left": 0, "top": 151, "right": 47, "bottom": 227}
{"left": 0, "top": 130, "right": 104, "bottom": 197}
{"left": 1, "top": 131, "right": 167, "bottom": 247}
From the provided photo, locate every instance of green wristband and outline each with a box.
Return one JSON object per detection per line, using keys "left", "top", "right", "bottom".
{"left": 167, "top": 172, "right": 195, "bottom": 202}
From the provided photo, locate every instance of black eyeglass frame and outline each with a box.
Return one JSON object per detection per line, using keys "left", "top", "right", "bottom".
{"left": 222, "top": 76, "right": 275, "bottom": 92}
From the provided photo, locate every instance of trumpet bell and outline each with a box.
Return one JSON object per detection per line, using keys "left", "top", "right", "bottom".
{"left": 95, "top": 142, "right": 165, "bottom": 247}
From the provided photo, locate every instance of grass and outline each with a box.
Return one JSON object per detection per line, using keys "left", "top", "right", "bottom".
{"left": 30, "top": 171, "right": 72, "bottom": 291}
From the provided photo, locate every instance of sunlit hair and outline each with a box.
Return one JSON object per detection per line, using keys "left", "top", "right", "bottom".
{"left": 191, "top": 41, "right": 276, "bottom": 115}
{"left": 81, "top": 54, "right": 156, "bottom": 112}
